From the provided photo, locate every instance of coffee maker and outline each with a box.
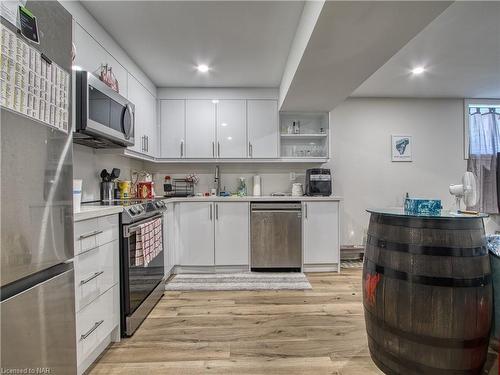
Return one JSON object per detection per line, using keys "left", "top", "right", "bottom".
{"left": 305, "top": 168, "right": 332, "bottom": 196}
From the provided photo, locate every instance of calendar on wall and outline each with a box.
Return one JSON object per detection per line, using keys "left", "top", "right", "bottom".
{"left": 0, "top": 22, "right": 70, "bottom": 133}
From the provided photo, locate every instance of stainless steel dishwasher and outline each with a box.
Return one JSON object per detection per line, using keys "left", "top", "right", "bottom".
{"left": 250, "top": 202, "right": 302, "bottom": 271}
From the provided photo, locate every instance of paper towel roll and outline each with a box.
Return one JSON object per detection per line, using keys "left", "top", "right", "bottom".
{"left": 253, "top": 175, "right": 261, "bottom": 196}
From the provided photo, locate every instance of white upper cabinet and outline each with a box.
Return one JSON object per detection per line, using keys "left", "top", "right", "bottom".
{"left": 214, "top": 202, "right": 249, "bottom": 266}
{"left": 247, "top": 100, "right": 278, "bottom": 158}
{"left": 216, "top": 100, "right": 247, "bottom": 158}
{"left": 73, "top": 23, "right": 128, "bottom": 98}
{"left": 160, "top": 100, "right": 185, "bottom": 158}
{"left": 185, "top": 100, "right": 216, "bottom": 158}
{"left": 127, "top": 73, "right": 157, "bottom": 157}
{"left": 303, "top": 201, "right": 340, "bottom": 265}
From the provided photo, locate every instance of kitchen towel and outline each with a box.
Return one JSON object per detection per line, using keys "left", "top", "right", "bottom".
{"left": 132, "top": 217, "right": 162, "bottom": 267}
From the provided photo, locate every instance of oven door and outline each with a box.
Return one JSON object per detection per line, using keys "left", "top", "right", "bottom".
{"left": 121, "top": 214, "right": 164, "bottom": 317}
{"left": 75, "top": 71, "right": 134, "bottom": 147}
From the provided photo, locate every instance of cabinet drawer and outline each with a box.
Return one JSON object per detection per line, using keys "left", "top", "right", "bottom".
{"left": 76, "top": 285, "right": 119, "bottom": 366}
{"left": 74, "top": 240, "right": 118, "bottom": 311}
{"left": 74, "top": 215, "right": 119, "bottom": 255}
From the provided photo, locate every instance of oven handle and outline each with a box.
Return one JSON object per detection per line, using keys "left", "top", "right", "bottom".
{"left": 123, "top": 214, "right": 163, "bottom": 238}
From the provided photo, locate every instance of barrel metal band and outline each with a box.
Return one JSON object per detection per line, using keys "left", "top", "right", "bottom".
{"left": 365, "top": 259, "right": 491, "bottom": 287}
{"left": 366, "top": 234, "right": 487, "bottom": 257}
{"left": 367, "top": 332, "right": 485, "bottom": 375}
{"left": 364, "top": 307, "right": 489, "bottom": 349}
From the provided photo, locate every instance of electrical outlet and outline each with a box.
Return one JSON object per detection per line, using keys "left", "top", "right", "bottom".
{"left": 289, "top": 172, "right": 296, "bottom": 181}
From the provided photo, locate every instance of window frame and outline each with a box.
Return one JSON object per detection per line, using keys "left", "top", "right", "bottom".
{"left": 464, "top": 98, "right": 500, "bottom": 159}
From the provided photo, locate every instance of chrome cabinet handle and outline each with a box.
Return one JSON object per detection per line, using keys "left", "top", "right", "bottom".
{"left": 146, "top": 136, "right": 149, "bottom": 152}
{"left": 79, "top": 230, "right": 103, "bottom": 240}
{"left": 212, "top": 142, "right": 215, "bottom": 157}
{"left": 80, "top": 271, "right": 104, "bottom": 285}
{"left": 209, "top": 204, "right": 213, "bottom": 221}
{"left": 249, "top": 142, "right": 253, "bottom": 157}
{"left": 217, "top": 142, "right": 220, "bottom": 157}
{"left": 142, "top": 136, "right": 146, "bottom": 152}
{"left": 180, "top": 140, "right": 184, "bottom": 157}
{"left": 80, "top": 320, "right": 104, "bottom": 340}
{"left": 304, "top": 203, "right": 308, "bottom": 219}
{"left": 215, "top": 204, "right": 219, "bottom": 220}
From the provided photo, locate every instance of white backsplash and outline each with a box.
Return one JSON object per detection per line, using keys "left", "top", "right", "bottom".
{"left": 73, "top": 145, "right": 322, "bottom": 200}
{"left": 73, "top": 144, "right": 145, "bottom": 202}
{"left": 145, "top": 163, "right": 319, "bottom": 196}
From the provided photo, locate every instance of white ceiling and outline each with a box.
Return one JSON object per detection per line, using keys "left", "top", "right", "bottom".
{"left": 352, "top": 2, "right": 500, "bottom": 98}
{"left": 280, "top": 1, "right": 452, "bottom": 111}
{"left": 81, "top": 1, "right": 304, "bottom": 88}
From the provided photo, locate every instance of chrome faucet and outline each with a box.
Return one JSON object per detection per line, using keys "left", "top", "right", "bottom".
{"left": 214, "top": 165, "right": 221, "bottom": 196}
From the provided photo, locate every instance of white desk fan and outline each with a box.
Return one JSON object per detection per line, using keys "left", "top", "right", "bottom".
{"left": 449, "top": 171, "right": 479, "bottom": 212}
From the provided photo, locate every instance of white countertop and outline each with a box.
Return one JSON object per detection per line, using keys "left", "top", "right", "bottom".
{"left": 74, "top": 195, "right": 342, "bottom": 221}
{"left": 160, "top": 195, "right": 343, "bottom": 203}
{"left": 74, "top": 205, "right": 123, "bottom": 222}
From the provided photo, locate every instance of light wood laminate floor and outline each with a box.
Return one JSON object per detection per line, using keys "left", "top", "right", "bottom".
{"left": 88, "top": 269, "right": 498, "bottom": 375}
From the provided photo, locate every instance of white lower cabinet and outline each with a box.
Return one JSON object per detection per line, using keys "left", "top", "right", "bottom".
{"left": 303, "top": 201, "right": 340, "bottom": 269}
{"left": 173, "top": 200, "right": 339, "bottom": 272}
{"left": 76, "top": 285, "right": 119, "bottom": 372}
{"left": 214, "top": 202, "right": 249, "bottom": 266}
{"left": 74, "top": 214, "right": 120, "bottom": 375}
{"left": 176, "top": 202, "right": 250, "bottom": 268}
{"left": 178, "top": 202, "right": 215, "bottom": 266}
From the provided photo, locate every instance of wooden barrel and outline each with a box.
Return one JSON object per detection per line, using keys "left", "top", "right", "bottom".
{"left": 363, "top": 212, "right": 492, "bottom": 375}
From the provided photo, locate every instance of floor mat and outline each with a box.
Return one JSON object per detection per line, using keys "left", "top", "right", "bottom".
{"left": 165, "top": 272, "right": 312, "bottom": 291}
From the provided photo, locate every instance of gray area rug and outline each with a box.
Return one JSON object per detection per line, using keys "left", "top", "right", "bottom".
{"left": 165, "top": 272, "right": 312, "bottom": 291}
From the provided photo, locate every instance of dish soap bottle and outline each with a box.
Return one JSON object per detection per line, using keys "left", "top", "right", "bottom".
{"left": 237, "top": 177, "right": 247, "bottom": 197}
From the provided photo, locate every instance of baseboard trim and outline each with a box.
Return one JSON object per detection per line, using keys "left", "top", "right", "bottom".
{"left": 303, "top": 263, "right": 340, "bottom": 273}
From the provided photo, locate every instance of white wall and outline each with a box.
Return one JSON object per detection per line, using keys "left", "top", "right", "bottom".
{"left": 74, "top": 145, "right": 145, "bottom": 202}
{"left": 329, "top": 98, "right": 467, "bottom": 246}
{"left": 144, "top": 162, "right": 315, "bottom": 196}
{"left": 158, "top": 87, "right": 278, "bottom": 100}
{"left": 61, "top": 1, "right": 157, "bottom": 96}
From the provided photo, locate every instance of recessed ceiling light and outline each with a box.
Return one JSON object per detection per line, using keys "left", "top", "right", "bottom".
{"left": 227, "top": 136, "right": 232, "bottom": 141}
{"left": 212, "top": 99, "right": 219, "bottom": 104}
{"left": 221, "top": 123, "right": 227, "bottom": 127}
{"left": 197, "top": 64, "right": 209, "bottom": 73}
{"left": 411, "top": 66, "right": 426, "bottom": 75}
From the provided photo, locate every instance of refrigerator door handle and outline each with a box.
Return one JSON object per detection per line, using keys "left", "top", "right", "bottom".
{"left": 80, "top": 320, "right": 104, "bottom": 340}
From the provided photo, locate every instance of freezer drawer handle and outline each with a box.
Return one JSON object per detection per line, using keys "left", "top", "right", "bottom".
{"left": 79, "top": 230, "right": 103, "bottom": 240}
{"left": 80, "top": 320, "right": 104, "bottom": 340}
{"left": 80, "top": 271, "right": 104, "bottom": 285}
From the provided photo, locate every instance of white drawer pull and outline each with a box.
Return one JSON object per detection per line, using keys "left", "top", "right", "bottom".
{"left": 80, "top": 271, "right": 104, "bottom": 285}
{"left": 79, "top": 230, "right": 103, "bottom": 240}
{"left": 80, "top": 320, "right": 104, "bottom": 340}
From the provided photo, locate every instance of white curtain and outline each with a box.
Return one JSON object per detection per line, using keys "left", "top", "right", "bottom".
{"left": 467, "top": 108, "right": 500, "bottom": 213}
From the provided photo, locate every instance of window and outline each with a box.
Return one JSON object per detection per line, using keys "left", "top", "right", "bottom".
{"left": 465, "top": 99, "right": 500, "bottom": 158}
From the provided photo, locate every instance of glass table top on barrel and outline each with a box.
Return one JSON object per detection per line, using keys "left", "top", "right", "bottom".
{"left": 367, "top": 207, "right": 489, "bottom": 219}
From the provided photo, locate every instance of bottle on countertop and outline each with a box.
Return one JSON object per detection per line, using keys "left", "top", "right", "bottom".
{"left": 237, "top": 177, "right": 247, "bottom": 197}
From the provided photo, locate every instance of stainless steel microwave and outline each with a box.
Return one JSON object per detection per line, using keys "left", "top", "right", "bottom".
{"left": 74, "top": 71, "right": 135, "bottom": 148}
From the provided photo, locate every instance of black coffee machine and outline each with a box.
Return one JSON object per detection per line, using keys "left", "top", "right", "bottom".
{"left": 305, "top": 168, "right": 332, "bottom": 196}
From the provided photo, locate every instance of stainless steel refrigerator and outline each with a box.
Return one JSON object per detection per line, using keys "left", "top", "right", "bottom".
{"left": 1, "top": 2, "right": 76, "bottom": 374}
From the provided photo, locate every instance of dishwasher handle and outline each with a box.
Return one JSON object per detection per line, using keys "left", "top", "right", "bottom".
{"left": 252, "top": 210, "right": 301, "bottom": 214}
{"left": 251, "top": 203, "right": 301, "bottom": 211}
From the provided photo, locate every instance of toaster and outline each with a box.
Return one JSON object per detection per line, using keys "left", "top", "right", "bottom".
{"left": 305, "top": 168, "right": 332, "bottom": 196}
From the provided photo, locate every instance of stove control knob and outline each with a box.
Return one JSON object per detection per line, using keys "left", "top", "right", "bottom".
{"left": 129, "top": 207, "right": 137, "bottom": 215}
